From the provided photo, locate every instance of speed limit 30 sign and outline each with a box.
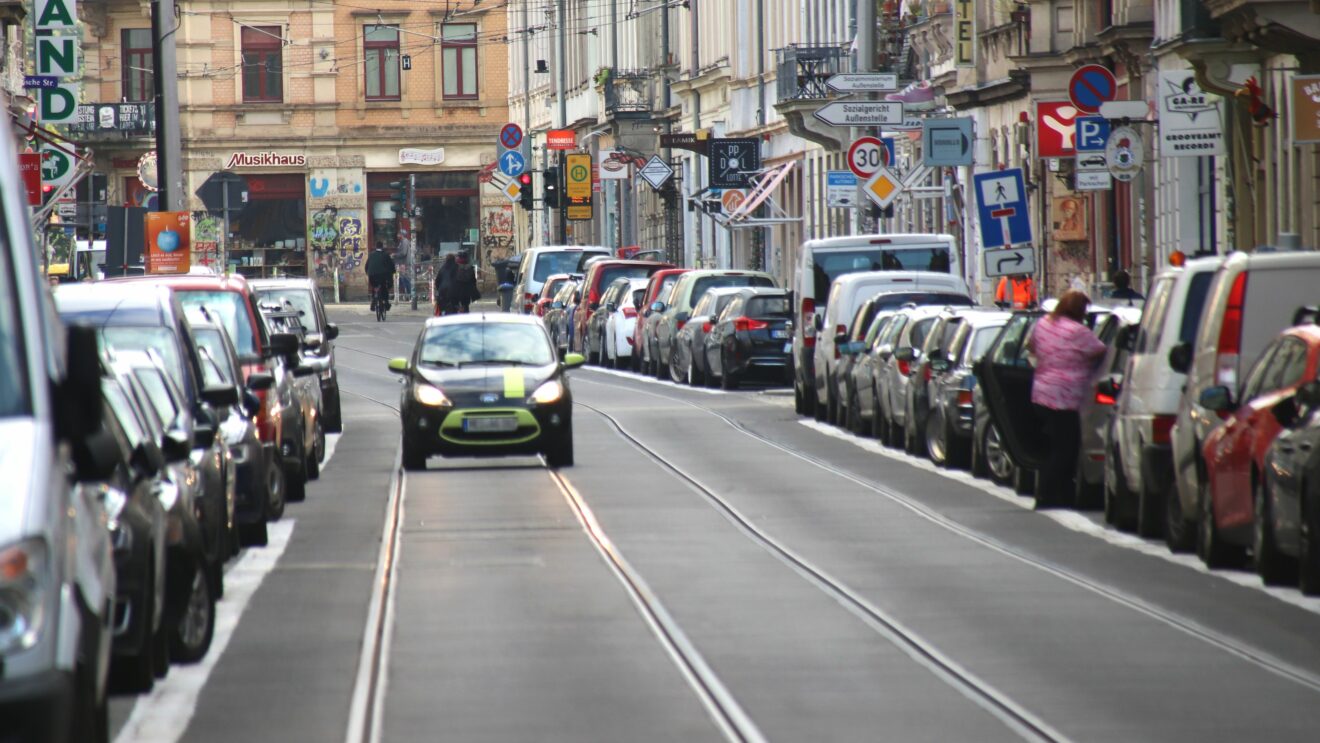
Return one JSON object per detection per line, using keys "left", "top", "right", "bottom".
{"left": 847, "top": 136, "right": 887, "bottom": 179}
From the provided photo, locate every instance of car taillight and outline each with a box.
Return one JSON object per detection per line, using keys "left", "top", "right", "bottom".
{"left": 1095, "top": 390, "right": 1116, "bottom": 405}
{"left": 524, "top": 292, "right": 536, "bottom": 313}
{"left": 623, "top": 307, "right": 637, "bottom": 318}
{"left": 922, "top": 364, "right": 932, "bottom": 382}
{"left": 833, "top": 324, "right": 847, "bottom": 359}
{"left": 956, "top": 390, "right": 973, "bottom": 406}
{"left": 1152, "top": 414, "right": 1176, "bottom": 445}
{"left": 733, "top": 317, "right": 768, "bottom": 332}
{"left": 801, "top": 298, "right": 815, "bottom": 347}
{"left": 676, "top": 321, "right": 686, "bottom": 332}
{"left": 898, "top": 359, "right": 911, "bottom": 376}
{"left": 1214, "top": 273, "right": 1247, "bottom": 404}
{"left": 702, "top": 321, "right": 712, "bottom": 333}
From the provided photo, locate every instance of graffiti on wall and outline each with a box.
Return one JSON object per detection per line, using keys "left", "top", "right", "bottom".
{"left": 308, "top": 174, "right": 363, "bottom": 198}
{"left": 480, "top": 205, "right": 515, "bottom": 265}
{"left": 308, "top": 206, "right": 367, "bottom": 278}
{"left": 192, "top": 212, "right": 221, "bottom": 267}
{"left": 308, "top": 172, "right": 366, "bottom": 211}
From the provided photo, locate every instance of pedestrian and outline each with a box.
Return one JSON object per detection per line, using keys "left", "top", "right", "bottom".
{"left": 1026, "top": 290, "right": 1107, "bottom": 509}
{"left": 433, "top": 253, "right": 459, "bottom": 316}
{"left": 1110, "top": 269, "right": 1144, "bottom": 304}
{"left": 994, "top": 273, "right": 1038, "bottom": 310}
{"left": 365, "top": 240, "right": 396, "bottom": 311}
{"left": 492, "top": 257, "right": 517, "bottom": 312}
{"left": 455, "top": 250, "right": 480, "bottom": 313}
{"left": 395, "top": 235, "right": 412, "bottom": 297}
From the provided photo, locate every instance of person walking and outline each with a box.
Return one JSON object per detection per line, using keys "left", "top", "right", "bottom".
{"left": 492, "top": 257, "right": 517, "bottom": 312}
{"left": 455, "top": 250, "right": 480, "bottom": 313}
{"left": 1026, "top": 290, "right": 1106, "bottom": 509}
{"left": 365, "top": 241, "right": 396, "bottom": 312}
{"left": 433, "top": 253, "right": 459, "bottom": 316}
{"left": 994, "top": 273, "right": 1038, "bottom": 310}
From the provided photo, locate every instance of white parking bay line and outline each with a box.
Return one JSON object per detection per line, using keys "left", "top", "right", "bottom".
{"left": 583, "top": 366, "right": 726, "bottom": 395}
{"left": 113, "top": 520, "right": 296, "bottom": 743}
{"left": 799, "top": 420, "right": 1320, "bottom": 617}
{"left": 324, "top": 432, "right": 343, "bottom": 469}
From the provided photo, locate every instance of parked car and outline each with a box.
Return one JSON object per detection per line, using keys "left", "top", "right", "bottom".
{"left": 250, "top": 277, "right": 342, "bottom": 433}
{"left": 850, "top": 305, "right": 914, "bottom": 441}
{"left": 259, "top": 301, "right": 325, "bottom": 489}
{"left": 534, "top": 273, "right": 576, "bottom": 317}
{"left": 874, "top": 306, "right": 947, "bottom": 448}
{"left": 512, "top": 246, "right": 611, "bottom": 314}
{"left": 836, "top": 304, "right": 898, "bottom": 433}
{"left": 572, "top": 259, "right": 675, "bottom": 361}
{"left": 922, "top": 310, "right": 1012, "bottom": 468}
{"left": 543, "top": 278, "right": 582, "bottom": 359}
{"left": 0, "top": 285, "right": 118, "bottom": 736}
{"left": 702, "top": 288, "right": 794, "bottom": 390}
{"left": 1074, "top": 306, "right": 1142, "bottom": 508}
{"left": 1262, "top": 373, "right": 1320, "bottom": 594}
{"left": 812, "top": 271, "right": 971, "bottom": 425}
{"left": 674, "top": 287, "right": 746, "bottom": 386}
{"left": 1169, "top": 249, "right": 1320, "bottom": 566}
{"left": 654, "top": 270, "right": 777, "bottom": 383}
{"left": 791, "top": 233, "right": 960, "bottom": 417}
{"left": 902, "top": 307, "right": 982, "bottom": 455}
{"left": 387, "top": 315, "right": 584, "bottom": 468}
{"left": 602, "top": 278, "right": 650, "bottom": 369}
{"left": 1198, "top": 322, "right": 1320, "bottom": 573}
{"left": 588, "top": 274, "right": 658, "bottom": 367}
{"left": 637, "top": 268, "right": 691, "bottom": 375}
{"left": 190, "top": 311, "right": 276, "bottom": 540}
{"left": 1104, "top": 256, "right": 1221, "bottom": 543}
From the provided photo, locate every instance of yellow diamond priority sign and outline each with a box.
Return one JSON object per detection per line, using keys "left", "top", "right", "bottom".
{"left": 863, "top": 165, "right": 903, "bottom": 209}
{"left": 502, "top": 180, "right": 521, "bottom": 202}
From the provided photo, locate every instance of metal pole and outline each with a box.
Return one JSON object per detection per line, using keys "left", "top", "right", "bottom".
{"left": 556, "top": 0, "right": 567, "bottom": 244}
{"left": 522, "top": 0, "right": 532, "bottom": 250}
{"left": 150, "top": 0, "right": 168, "bottom": 210}
{"left": 660, "top": 2, "right": 675, "bottom": 263}
{"left": 221, "top": 181, "right": 229, "bottom": 273}
{"left": 409, "top": 173, "right": 418, "bottom": 310}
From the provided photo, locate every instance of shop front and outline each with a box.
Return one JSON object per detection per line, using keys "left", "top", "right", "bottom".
{"left": 366, "top": 171, "right": 480, "bottom": 261}
{"left": 228, "top": 173, "right": 308, "bottom": 279}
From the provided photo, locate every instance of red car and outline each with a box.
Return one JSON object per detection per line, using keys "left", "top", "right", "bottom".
{"left": 535, "top": 273, "right": 576, "bottom": 317}
{"left": 633, "top": 268, "right": 690, "bottom": 372}
{"left": 1200, "top": 323, "right": 1320, "bottom": 567}
{"left": 571, "top": 258, "right": 675, "bottom": 362}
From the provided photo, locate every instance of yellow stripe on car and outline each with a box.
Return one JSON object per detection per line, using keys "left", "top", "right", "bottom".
{"left": 503, "top": 368, "right": 526, "bottom": 398}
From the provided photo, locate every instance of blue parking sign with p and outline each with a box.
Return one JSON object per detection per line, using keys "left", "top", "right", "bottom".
{"left": 1075, "top": 117, "right": 1109, "bottom": 152}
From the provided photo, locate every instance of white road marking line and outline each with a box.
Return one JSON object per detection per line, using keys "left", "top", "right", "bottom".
{"left": 583, "top": 366, "right": 739, "bottom": 395}
{"left": 799, "top": 420, "right": 1320, "bottom": 616}
{"left": 112, "top": 520, "right": 296, "bottom": 743}
{"left": 323, "top": 432, "right": 343, "bottom": 469}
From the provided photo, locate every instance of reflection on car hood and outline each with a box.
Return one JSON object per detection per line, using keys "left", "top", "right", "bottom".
{"left": 415, "top": 363, "right": 558, "bottom": 402}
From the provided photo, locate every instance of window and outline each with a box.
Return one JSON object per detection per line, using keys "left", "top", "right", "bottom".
{"left": 441, "top": 23, "right": 478, "bottom": 99}
{"left": 364, "top": 25, "right": 401, "bottom": 101}
{"left": 122, "top": 29, "right": 154, "bottom": 101}
{"left": 242, "top": 26, "right": 283, "bottom": 102}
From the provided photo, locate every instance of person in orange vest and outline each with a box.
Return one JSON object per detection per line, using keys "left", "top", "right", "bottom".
{"left": 995, "top": 274, "right": 1038, "bottom": 310}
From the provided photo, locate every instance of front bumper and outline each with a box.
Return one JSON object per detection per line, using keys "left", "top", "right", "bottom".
{"left": 403, "top": 402, "right": 572, "bottom": 458}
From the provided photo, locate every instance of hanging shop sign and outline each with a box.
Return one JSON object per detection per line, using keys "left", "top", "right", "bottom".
{"left": 33, "top": 0, "right": 80, "bottom": 122}
{"left": 1290, "top": 75, "right": 1320, "bottom": 145}
{"left": 1157, "top": 70, "right": 1224, "bottom": 157}
{"left": 399, "top": 147, "right": 445, "bottom": 165}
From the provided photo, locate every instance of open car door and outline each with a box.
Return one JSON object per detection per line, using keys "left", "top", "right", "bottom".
{"left": 974, "top": 311, "right": 1049, "bottom": 471}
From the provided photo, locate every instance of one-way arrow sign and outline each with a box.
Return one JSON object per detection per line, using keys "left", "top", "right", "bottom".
{"left": 825, "top": 73, "right": 899, "bottom": 93}
{"left": 922, "top": 118, "right": 974, "bottom": 166}
{"left": 982, "top": 247, "right": 1037, "bottom": 279}
{"left": 813, "top": 101, "right": 905, "bottom": 127}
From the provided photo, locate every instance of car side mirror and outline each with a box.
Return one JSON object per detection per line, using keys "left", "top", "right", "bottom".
{"left": 192, "top": 422, "right": 217, "bottom": 449}
{"left": 563, "top": 352, "right": 586, "bottom": 369}
{"left": 130, "top": 440, "right": 164, "bottom": 478}
{"left": 324, "top": 323, "right": 339, "bottom": 341}
{"left": 1169, "top": 342, "right": 1192, "bottom": 374}
{"left": 1272, "top": 395, "right": 1301, "bottom": 428}
{"left": 267, "top": 332, "right": 300, "bottom": 359}
{"left": 201, "top": 385, "right": 239, "bottom": 409}
{"left": 894, "top": 347, "right": 916, "bottom": 362}
{"left": 675, "top": 311, "right": 691, "bottom": 325}
{"left": 1198, "top": 385, "right": 1234, "bottom": 413}
{"left": 1096, "top": 377, "right": 1121, "bottom": 398}
{"left": 161, "top": 427, "right": 192, "bottom": 462}
{"left": 589, "top": 302, "right": 600, "bottom": 311}
{"left": 552, "top": 301, "right": 564, "bottom": 310}
{"left": 1298, "top": 380, "right": 1320, "bottom": 408}
{"left": 651, "top": 301, "right": 666, "bottom": 313}
{"left": 605, "top": 303, "right": 617, "bottom": 312}
{"left": 834, "top": 332, "right": 849, "bottom": 346}
{"left": 246, "top": 372, "right": 274, "bottom": 391}
{"left": 242, "top": 389, "right": 262, "bottom": 417}
{"left": 387, "top": 357, "right": 409, "bottom": 375}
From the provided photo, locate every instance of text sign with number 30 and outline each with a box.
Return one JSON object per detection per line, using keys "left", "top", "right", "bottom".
{"left": 847, "top": 136, "right": 887, "bottom": 179}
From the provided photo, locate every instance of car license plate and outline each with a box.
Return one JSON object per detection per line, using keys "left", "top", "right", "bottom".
{"left": 771, "top": 329, "right": 788, "bottom": 339}
{"left": 464, "top": 416, "right": 518, "bottom": 433}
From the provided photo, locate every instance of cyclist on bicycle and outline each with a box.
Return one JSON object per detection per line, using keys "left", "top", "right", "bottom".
{"left": 366, "top": 240, "right": 396, "bottom": 312}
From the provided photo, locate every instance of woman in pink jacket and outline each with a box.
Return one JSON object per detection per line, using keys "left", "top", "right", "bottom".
{"left": 1027, "top": 290, "right": 1106, "bottom": 508}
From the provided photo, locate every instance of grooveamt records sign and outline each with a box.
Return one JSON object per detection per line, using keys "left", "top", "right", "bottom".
{"left": 225, "top": 152, "right": 308, "bottom": 169}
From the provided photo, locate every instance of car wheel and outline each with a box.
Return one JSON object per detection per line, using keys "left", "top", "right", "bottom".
{"left": 285, "top": 467, "right": 307, "bottom": 503}
{"left": 690, "top": 355, "right": 706, "bottom": 386}
{"left": 109, "top": 566, "right": 157, "bottom": 694}
{"left": 543, "top": 421, "right": 575, "bottom": 468}
{"left": 1136, "top": 479, "right": 1165, "bottom": 539}
{"left": 266, "top": 460, "right": 286, "bottom": 521}
{"left": 1300, "top": 492, "right": 1320, "bottom": 596}
{"left": 170, "top": 562, "right": 216, "bottom": 664}
{"left": 1197, "top": 475, "right": 1241, "bottom": 568}
{"left": 1253, "top": 478, "right": 1295, "bottom": 586}
{"left": 306, "top": 422, "right": 323, "bottom": 481}
{"left": 238, "top": 518, "right": 268, "bottom": 547}
{"left": 870, "top": 396, "right": 885, "bottom": 440}
{"left": 983, "top": 423, "right": 1014, "bottom": 485}
{"left": 1012, "top": 465, "right": 1035, "bottom": 496}
{"left": 668, "top": 351, "right": 686, "bottom": 384}
{"left": 324, "top": 390, "right": 343, "bottom": 433}
{"left": 722, "top": 364, "right": 740, "bottom": 391}
{"left": 402, "top": 434, "right": 428, "bottom": 472}
{"left": 1103, "top": 442, "right": 1137, "bottom": 530}
{"left": 926, "top": 408, "right": 948, "bottom": 466}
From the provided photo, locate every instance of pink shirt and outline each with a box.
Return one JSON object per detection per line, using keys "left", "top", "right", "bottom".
{"left": 1029, "top": 315, "right": 1106, "bottom": 411}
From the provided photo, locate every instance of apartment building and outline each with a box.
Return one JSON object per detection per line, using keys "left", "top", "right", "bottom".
{"left": 75, "top": 0, "right": 507, "bottom": 296}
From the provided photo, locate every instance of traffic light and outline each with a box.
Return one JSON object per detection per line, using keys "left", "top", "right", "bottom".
{"left": 543, "top": 166, "right": 560, "bottom": 209}
{"left": 388, "top": 179, "right": 409, "bottom": 215}
{"left": 518, "top": 172, "right": 533, "bottom": 210}
{"left": 41, "top": 184, "right": 55, "bottom": 206}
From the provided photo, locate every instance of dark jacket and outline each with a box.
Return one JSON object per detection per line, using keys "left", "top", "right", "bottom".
{"left": 434, "top": 259, "right": 459, "bottom": 308}
{"left": 456, "top": 262, "right": 479, "bottom": 301}
{"left": 365, "top": 250, "right": 396, "bottom": 279}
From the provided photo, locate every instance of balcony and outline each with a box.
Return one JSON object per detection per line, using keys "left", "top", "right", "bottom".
{"left": 775, "top": 44, "right": 850, "bottom": 103}
{"left": 65, "top": 102, "right": 155, "bottom": 140}
{"left": 601, "top": 69, "right": 653, "bottom": 120}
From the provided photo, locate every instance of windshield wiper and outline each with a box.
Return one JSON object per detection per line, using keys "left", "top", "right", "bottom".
{"left": 472, "top": 359, "right": 529, "bottom": 366}
{"left": 418, "top": 359, "right": 457, "bottom": 367}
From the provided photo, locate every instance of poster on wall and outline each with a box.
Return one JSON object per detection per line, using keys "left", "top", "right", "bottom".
{"left": 145, "top": 211, "right": 192, "bottom": 274}
{"left": 1050, "top": 194, "right": 1088, "bottom": 242}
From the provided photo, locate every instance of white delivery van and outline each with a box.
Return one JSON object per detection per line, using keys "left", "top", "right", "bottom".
{"left": 791, "top": 234, "right": 960, "bottom": 416}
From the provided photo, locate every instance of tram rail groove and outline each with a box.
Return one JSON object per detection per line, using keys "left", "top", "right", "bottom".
{"left": 575, "top": 375, "right": 1320, "bottom": 698}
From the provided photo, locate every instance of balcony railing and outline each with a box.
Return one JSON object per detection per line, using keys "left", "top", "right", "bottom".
{"left": 775, "top": 44, "right": 851, "bottom": 103}
{"left": 602, "top": 70, "right": 653, "bottom": 119}
{"left": 65, "top": 102, "right": 155, "bottom": 137}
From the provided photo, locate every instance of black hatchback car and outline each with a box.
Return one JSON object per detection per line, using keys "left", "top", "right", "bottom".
{"left": 704, "top": 288, "right": 794, "bottom": 389}
{"left": 389, "top": 314, "right": 585, "bottom": 469}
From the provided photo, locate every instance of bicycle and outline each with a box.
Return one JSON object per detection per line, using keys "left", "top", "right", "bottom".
{"left": 371, "top": 280, "right": 391, "bottom": 322}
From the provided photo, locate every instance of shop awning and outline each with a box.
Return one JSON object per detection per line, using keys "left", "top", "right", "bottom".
{"left": 721, "top": 161, "right": 800, "bottom": 228}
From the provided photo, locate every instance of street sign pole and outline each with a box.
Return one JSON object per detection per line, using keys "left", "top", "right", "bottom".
{"left": 409, "top": 173, "right": 418, "bottom": 310}
{"left": 221, "top": 180, "right": 228, "bottom": 273}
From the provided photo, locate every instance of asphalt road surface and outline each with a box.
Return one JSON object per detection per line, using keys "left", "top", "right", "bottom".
{"left": 109, "top": 304, "right": 1320, "bottom": 743}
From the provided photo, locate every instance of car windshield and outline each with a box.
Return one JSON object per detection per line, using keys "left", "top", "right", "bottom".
{"left": 255, "top": 288, "right": 319, "bottom": 331}
{"left": 747, "top": 296, "right": 791, "bottom": 316}
{"left": 813, "top": 248, "right": 953, "bottom": 302}
{"left": 175, "top": 290, "right": 258, "bottom": 358}
{"left": 0, "top": 225, "right": 30, "bottom": 419}
{"left": 871, "top": 293, "right": 973, "bottom": 311}
{"left": 691, "top": 275, "right": 774, "bottom": 302}
{"left": 535, "top": 251, "right": 597, "bottom": 282}
{"left": 419, "top": 322, "right": 555, "bottom": 367}
{"left": 101, "top": 327, "right": 185, "bottom": 392}
{"left": 193, "top": 329, "right": 236, "bottom": 386}
{"left": 597, "top": 266, "right": 657, "bottom": 294}
{"left": 968, "top": 326, "right": 1004, "bottom": 363}
{"left": 908, "top": 317, "right": 936, "bottom": 350}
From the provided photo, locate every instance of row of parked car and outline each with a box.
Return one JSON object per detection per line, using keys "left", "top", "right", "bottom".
{"left": 0, "top": 125, "right": 341, "bottom": 743}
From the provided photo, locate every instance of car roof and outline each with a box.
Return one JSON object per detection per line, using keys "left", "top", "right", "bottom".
{"left": 249, "top": 278, "right": 317, "bottom": 291}
{"left": 53, "top": 283, "right": 176, "bottom": 325}
{"left": 802, "top": 234, "right": 955, "bottom": 250}
{"left": 423, "top": 312, "right": 545, "bottom": 329}
{"left": 1222, "top": 249, "right": 1320, "bottom": 271}
{"left": 833, "top": 270, "right": 966, "bottom": 288}
{"left": 104, "top": 273, "right": 253, "bottom": 293}
{"left": 959, "top": 309, "right": 1014, "bottom": 327}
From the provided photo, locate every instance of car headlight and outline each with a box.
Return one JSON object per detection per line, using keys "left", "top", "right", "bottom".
{"left": 0, "top": 537, "right": 49, "bottom": 654}
{"left": 529, "top": 379, "right": 564, "bottom": 405}
{"left": 414, "top": 384, "right": 453, "bottom": 407}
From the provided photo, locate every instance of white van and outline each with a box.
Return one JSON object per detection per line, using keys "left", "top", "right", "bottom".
{"left": 811, "top": 270, "right": 971, "bottom": 421}
{"left": 513, "top": 246, "right": 610, "bottom": 314}
{"left": 791, "top": 233, "right": 960, "bottom": 416}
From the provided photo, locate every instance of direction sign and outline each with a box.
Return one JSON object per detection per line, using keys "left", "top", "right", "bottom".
{"left": 922, "top": 118, "right": 974, "bottom": 166}
{"left": 973, "top": 168, "right": 1032, "bottom": 247}
{"left": 1074, "top": 116, "right": 1110, "bottom": 152}
{"left": 639, "top": 156, "right": 674, "bottom": 190}
{"left": 1068, "top": 64, "right": 1117, "bottom": 114}
{"left": 862, "top": 165, "right": 903, "bottom": 209}
{"left": 23, "top": 75, "right": 59, "bottom": 89}
{"left": 709, "top": 138, "right": 760, "bottom": 189}
{"left": 813, "top": 101, "right": 904, "bottom": 127}
{"left": 498, "top": 149, "right": 527, "bottom": 177}
{"left": 847, "top": 136, "right": 885, "bottom": 178}
{"left": 499, "top": 123, "right": 524, "bottom": 150}
{"left": 825, "top": 73, "right": 898, "bottom": 93}
{"left": 826, "top": 170, "right": 857, "bottom": 208}
{"left": 982, "top": 247, "right": 1037, "bottom": 279}
{"left": 1106, "top": 125, "right": 1143, "bottom": 182}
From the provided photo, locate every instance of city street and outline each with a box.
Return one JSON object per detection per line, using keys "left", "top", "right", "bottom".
{"left": 104, "top": 305, "right": 1320, "bottom": 743}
